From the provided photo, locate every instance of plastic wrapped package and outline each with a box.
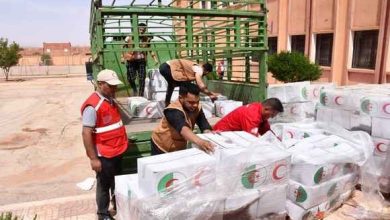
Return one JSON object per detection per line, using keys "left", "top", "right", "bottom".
{"left": 128, "top": 97, "right": 165, "bottom": 118}
{"left": 151, "top": 90, "right": 179, "bottom": 102}
{"left": 307, "top": 83, "right": 335, "bottom": 102}
{"left": 200, "top": 95, "right": 228, "bottom": 102}
{"left": 267, "top": 81, "right": 310, "bottom": 103}
{"left": 224, "top": 185, "right": 287, "bottom": 219}
{"left": 149, "top": 69, "right": 168, "bottom": 92}
{"left": 286, "top": 190, "right": 352, "bottom": 220}
{"left": 372, "top": 137, "right": 390, "bottom": 157}
{"left": 137, "top": 148, "right": 217, "bottom": 196}
{"left": 360, "top": 94, "right": 390, "bottom": 119}
{"left": 320, "top": 88, "right": 362, "bottom": 111}
{"left": 271, "top": 123, "right": 325, "bottom": 142}
{"left": 290, "top": 163, "right": 358, "bottom": 186}
{"left": 200, "top": 101, "right": 215, "bottom": 119}
{"left": 274, "top": 102, "right": 316, "bottom": 122}
{"left": 215, "top": 100, "right": 243, "bottom": 117}
{"left": 287, "top": 173, "right": 357, "bottom": 209}
{"left": 371, "top": 117, "right": 390, "bottom": 139}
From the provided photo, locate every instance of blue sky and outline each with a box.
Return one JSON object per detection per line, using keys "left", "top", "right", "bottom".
{"left": 0, "top": 0, "right": 90, "bottom": 47}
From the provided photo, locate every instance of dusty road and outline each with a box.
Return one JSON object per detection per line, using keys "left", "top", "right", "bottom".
{"left": 0, "top": 76, "right": 95, "bottom": 205}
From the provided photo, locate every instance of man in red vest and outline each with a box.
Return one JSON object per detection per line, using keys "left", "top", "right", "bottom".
{"left": 213, "top": 98, "right": 284, "bottom": 136}
{"left": 81, "top": 69, "right": 128, "bottom": 220}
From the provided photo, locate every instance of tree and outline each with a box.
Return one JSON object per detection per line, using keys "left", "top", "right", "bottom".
{"left": 0, "top": 38, "right": 22, "bottom": 81}
{"left": 267, "top": 51, "right": 322, "bottom": 83}
{"left": 41, "top": 53, "right": 53, "bottom": 66}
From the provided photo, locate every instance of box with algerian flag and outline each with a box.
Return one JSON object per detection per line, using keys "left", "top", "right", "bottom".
{"left": 360, "top": 94, "right": 390, "bottom": 119}
{"left": 200, "top": 101, "right": 215, "bottom": 119}
{"left": 137, "top": 148, "right": 217, "bottom": 196}
{"left": 290, "top": 163, "right": 357, "bottom": 186}
{"left": 372, "top": 137, "right": 389, "bottom": 158}
{"left": 286, "top": 189, "right": 352, "bottom": 220}
{"left": 287, "top": 173, "right": 357, "bottom": 209}
{"left": 267, "top": 81, "right": 310, "bottom": 103}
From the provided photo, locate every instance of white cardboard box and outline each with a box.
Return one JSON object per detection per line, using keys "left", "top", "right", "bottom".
{"left": 224, "top": 185, "right": 287, "bottom": 219}
{"left": 149, "top": 69, "right": 168, "bottom": 92}
{"left": 290, "top": 163, "right": 357, "bottom": 186}
{"left": 215, "top": 100, "right": 243, "bottom": 117}
{"left": 200, "top": 101, "right": 215, "bottom": 119}
{"left": 308, "top": 83, "right": 335, "bottom": 102}
{"left": 151, "top": 90, "right": 179, "bottom": 102}
{"left": 128, "top": 99, "right": 164, "bottom": 119}
{"left": 286, "top": 190, "right": 352, "bottom": 220}
{"left": 137, "top": 148, "right": 217, "bottom": 196}
{"left": 267, "top": 81, "right": 310, "bottom": 103}
{"left": 372, "top": 137, "right": 390, "bottom": 157}
{"left": 288, "top": 173, "right": 356, "bottom": 209}
{"left": 372, "top": 117, "right": 390, "bottom": 139}
{"left": 360, "top": 95, "right": 390, "bottom": 119}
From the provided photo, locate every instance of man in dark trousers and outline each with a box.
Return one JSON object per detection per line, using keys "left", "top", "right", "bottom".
{"left": 123, "top": 23, "right": 158, "bottom": 96}
{"left": 213, "top": 98, "right": 284, "bottom": 136}
{"left": 151, "top": 83, "right": 215, "bottom": 155}
{"left": 81, "top": 69, "right": 128, "bottom": 220}
{"left": 159, "top": 59, "right": 219, "bottom": 106}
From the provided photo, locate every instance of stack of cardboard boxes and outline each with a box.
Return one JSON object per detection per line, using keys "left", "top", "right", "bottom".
{"left": 115, "top": 131, "right": 291, "bottom": 219}
{"left": 268, "top": 81, "right": 334, "bottom": 123}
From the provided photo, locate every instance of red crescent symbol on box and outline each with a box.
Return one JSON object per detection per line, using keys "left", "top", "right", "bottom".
{"left": 193, "top": 169, "right": 205, "bottom": 187}
{"left": 290, "top": 106, "right": 297, "bottom": 114}
{"left": 219, "top": 106, "right": 224, "bottom": 115}
{"left": 165, "top": 178, "right": 178, "bottom": 188}
{"left": 287, "top": 131, "right": 294, "bottom": 138}
{"left": 376, "top": 142, "right": 388, "bottom": 153}
{"left": 313, "top": 88, "right": 319, "bottom": 98}
{"left": 272, "top": 163, "right": 287, "bottom": 180}
{"left": 335, "top": 96, "right": 343, "bottom": 105}
{"left": 145, "top": 106, "right": 153, "bottom": 115}
{"left": 383, "top": 103, "right": 390, "bottom": 114}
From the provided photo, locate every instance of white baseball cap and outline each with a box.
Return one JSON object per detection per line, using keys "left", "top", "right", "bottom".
{"left": 97, "top": 69, "right": 123, "bottom": 85}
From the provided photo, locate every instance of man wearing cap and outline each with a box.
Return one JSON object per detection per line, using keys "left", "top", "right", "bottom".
{"left": 81, "top": 69, "right": 128, "bottom": 220}
{"left": 159, "top": 59, "right": 220, "bottom": 106}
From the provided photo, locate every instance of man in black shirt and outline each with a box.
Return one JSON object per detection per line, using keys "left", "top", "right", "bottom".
{"left": 151, "top": 83, "right": 214, "bottom": 155}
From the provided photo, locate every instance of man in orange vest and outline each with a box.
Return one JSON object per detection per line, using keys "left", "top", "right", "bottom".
{"left": 159, "top": 59, "right": 219, "bottom": 106}
{"left": 81, "top": 69, "right": 128, "bottom": 220}
{"left": 151, "top": 83, "right": 215, "bottom": 155}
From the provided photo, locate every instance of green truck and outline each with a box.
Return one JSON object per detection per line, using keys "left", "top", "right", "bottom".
{"left": 88, "top": 0, "right": 269, "bottom": 174}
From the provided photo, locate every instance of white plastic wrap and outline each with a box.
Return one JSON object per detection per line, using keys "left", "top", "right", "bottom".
{"left": 200, "top": 101, "right": 215, "bottom": 119}
{"left": 149, "top": 69, "right": 168, "bottom": 92}
{"left": 128, "top": 97, "right": 165, "bottom": 118}
{"left": 267, "top": 81, "right": 310, "bottom": 103}
{"left": 371, "top": 117, "right": 390, "bottom": 139}
{"left": 287, "top": 173, "right": 357, "bottom": 209}
{"left": 286, "top": 190, "right": 352, "bottom": 220}
{"left": 360, "top": 94, "right": 390, "bottom": 119}
{"left": 215, "top": 100, "right": 243, "bottom": 117}
{"left": 151, "top": 90, "right": 179, "bottom": 102}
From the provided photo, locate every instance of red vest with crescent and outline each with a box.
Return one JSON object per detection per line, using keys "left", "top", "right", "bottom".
{"left": 81, "top": 92, "right": 128, "bottom": 158}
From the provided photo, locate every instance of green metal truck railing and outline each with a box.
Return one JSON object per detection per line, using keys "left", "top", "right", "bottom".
{"left": 90, "top": 0, "right": 268, "bottom": 174}
{"left": 89, "top": 0, "right": 268, "bottom": 102}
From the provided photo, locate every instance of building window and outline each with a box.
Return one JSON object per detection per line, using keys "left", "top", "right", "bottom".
{"left": 291, "top": 35, "right": 305, "bottom": 54}
{"left": 315, "top": 33, "right": 333, "bottom": 66}
{"left": 201, "top": 0, "right": 206, "bottom": 9}
{"left": 352, "top": 30, "right": 378, "bottom": 69}
{"left": 268, "top": 37, "right": 277, "bottom": 55}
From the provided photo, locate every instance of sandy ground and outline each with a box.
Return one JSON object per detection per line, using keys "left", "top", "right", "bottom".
{"left": 0, "top": 76, "right": 95, "bottom": 205}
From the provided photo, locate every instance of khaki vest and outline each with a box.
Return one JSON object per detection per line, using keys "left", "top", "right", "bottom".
{"left": 168, "top": 59, "right": 199, "bottom": 81}
{"left": 152, "top": 100, "right": 201, "bottom": 152}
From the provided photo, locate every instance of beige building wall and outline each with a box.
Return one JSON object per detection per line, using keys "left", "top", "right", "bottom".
{"left": 267, "top": 0, "right": 390, "bottom": 85}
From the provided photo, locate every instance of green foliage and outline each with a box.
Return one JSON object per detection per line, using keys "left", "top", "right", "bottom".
{"left": 40, "top": 53, "right": 53, "bottom": 66}
{"left": 0, "top": 38, "right": 22, "bottom": 81}
{"left": 267, "top": 51, "right": 322, "bottom": 83}
{"left": 0, "top": 212, "right": 37, "bottom": 220}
